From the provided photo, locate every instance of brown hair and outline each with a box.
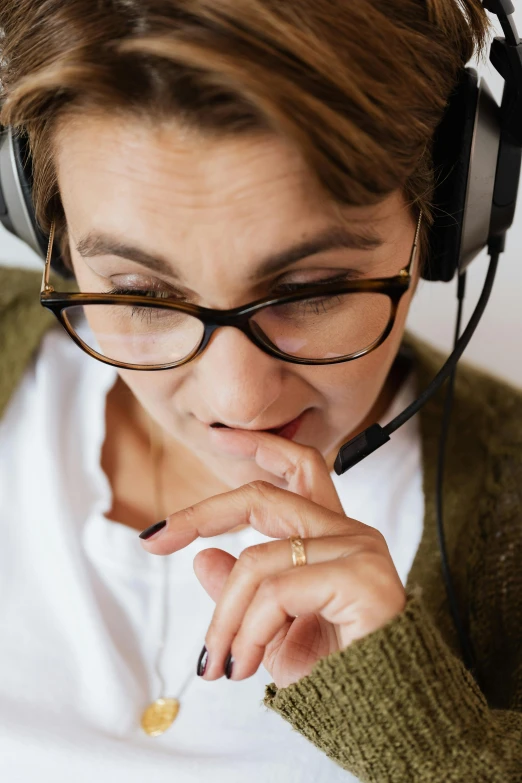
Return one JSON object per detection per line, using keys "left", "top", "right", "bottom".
{"left": 0, "top": 0, "right": 491, "bottom": 273}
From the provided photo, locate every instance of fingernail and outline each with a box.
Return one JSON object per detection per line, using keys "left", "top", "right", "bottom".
{"left": 224, "top": 652, "right": 234, "bottom": 680}
{"left": 139, "top": 519, "right": 167, "bottom": 540}
{"left": 197, "top": 645, "right": 208, "bottom": 676}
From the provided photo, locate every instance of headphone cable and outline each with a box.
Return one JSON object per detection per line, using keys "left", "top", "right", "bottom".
{"left": 435, "top": 269, "right": 480, "bottom": 680}
{"left": 383, "top": 246, "right": 501, "bottom": 439}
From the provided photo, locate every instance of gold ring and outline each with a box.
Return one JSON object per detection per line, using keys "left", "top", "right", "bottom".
{"left": 289, "top": 536, "right": 307, "bottom": 567}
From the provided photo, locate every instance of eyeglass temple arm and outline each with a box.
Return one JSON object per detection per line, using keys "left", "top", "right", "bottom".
{"left": 40, "top": 220, "right": 56, "bottom": 295}
{"left": 402, "top": 209, "right": 423, "bottom": 277}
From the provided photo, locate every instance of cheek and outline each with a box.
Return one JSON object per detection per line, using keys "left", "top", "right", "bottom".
{"left": 116, "top": 367, "right": 187, "bottom": 429}
{"left": 311, "top": 313, "right": 408, "bottom": 427}
{"left": 317, "top": 354, "right": 386, "bottom": 413}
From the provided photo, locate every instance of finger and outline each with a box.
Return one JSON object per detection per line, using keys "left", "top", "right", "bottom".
{"left": 224, "top": 555, "right": 405, "bottom": 681}
{"left": 209, "top": 427, "right": 344, "bottom": 514}
{"left": 193, "top": 548, "right": 295, "bottom": 680}
{"left": 198, "top": 533, "right": 374, "bottom": 680}
{"left": 140, "top": 480, "right": 362, "bottom": 555}
{"left": 192, "top": 548, "right": 237, "bottom": 603}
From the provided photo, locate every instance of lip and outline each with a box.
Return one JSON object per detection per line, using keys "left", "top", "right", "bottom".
{"left": 266, "top": 411, "right": 307, "bottom": 440}
{"left": 207, "top": 410, "right": 308, "bottom": 442}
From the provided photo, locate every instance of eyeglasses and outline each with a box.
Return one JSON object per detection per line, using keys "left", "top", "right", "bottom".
{"left": 40, "top": 211, "right": 422, "bottom": 371}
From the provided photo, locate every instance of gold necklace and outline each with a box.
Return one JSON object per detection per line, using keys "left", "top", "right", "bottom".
{"left": 139, "top": 416, "right": 199, "bottom": 737}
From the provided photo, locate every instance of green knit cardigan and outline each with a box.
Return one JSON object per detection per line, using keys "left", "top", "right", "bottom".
{"left": 1, "top": 266, "right": 522, "bottom": 782}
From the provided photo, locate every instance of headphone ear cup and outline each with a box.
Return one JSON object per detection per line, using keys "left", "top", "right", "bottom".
{"left": 425, "top": 66, "right": 504, "bottom": 283}
{"left": 13, "top": 130, "right": 74, "bottom": 279}
{"left": 0, "top": 127, "right": 73, "bottom": 279}
{"left": 424, "top": 68, "right": 479, "bottom": 282}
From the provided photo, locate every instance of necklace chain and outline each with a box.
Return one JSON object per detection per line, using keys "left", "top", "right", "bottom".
{"left": 141, "top": 416, "right": 200, "bottom": 735}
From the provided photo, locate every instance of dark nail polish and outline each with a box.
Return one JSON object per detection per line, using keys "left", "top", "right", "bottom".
{"left": 139, "top": 519, "right": 167, "bottom": 540}
{"left": 224, "top": 652, "right": 234, "bottom": 680}
{"left": 197, "top": 645, "right": 208, "bottom": 676}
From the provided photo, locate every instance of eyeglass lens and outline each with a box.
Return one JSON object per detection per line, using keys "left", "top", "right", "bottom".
{"left": 62, "top": 291, "right": 392, "bottom": 367}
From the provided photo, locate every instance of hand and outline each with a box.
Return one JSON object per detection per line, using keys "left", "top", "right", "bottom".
{"left": 140, "top": 429, "right": 407, "bottom": 689}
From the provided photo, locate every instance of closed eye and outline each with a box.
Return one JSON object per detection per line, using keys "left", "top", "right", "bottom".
{"left": 105, "top": 286, "right": 180, "bottom": 300}
{"left": 272, "top": 273, "right": 352, "bottom": 294}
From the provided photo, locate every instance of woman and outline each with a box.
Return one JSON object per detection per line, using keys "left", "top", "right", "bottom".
{"left": 0, "top": 1, "right": 521, "bottom": 781}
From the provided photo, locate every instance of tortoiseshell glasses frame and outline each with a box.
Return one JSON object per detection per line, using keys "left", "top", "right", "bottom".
{"left": 40, "top": 210, "right": 422, "bottom": 371}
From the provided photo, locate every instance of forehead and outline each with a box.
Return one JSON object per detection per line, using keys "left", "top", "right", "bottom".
{"left": 54, "top": 113, "right": 393, "bottom": 236}
{"left": 55, "top": 114, "right": 328, "bottom": 225}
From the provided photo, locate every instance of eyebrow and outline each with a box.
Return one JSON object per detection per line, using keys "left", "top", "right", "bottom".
{"left": 75, "top": 224, "right": 384, "bottom": 282}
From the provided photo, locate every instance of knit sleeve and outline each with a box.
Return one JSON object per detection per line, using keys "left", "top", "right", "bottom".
{"left": 262, "top": 591, "right": 522, "bottom": 783}
{"left": 0, "top": 267, "right": 76, "bottom": 421}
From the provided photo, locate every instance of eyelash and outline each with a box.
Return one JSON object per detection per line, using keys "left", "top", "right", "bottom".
{"left": 105, "top": 274, "right": 351, "bottom": 301}
{"left": 104, "top": 284, "right": 345, "bottom": 327}
{"left": 106, "top": 286, "right": 175, "bottom": 300}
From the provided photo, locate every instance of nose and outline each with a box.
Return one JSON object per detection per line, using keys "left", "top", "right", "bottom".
{"left": 194, "top": 326, "right": 284, "bottom": 426}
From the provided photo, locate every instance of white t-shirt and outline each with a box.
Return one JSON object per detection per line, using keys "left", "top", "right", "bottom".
{"left": 0, "top": 323, "right": 424, "bottom": 783}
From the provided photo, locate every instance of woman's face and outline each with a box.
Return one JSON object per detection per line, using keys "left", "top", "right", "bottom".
{"left": 55, "top": 114, "right": 421, "bottom": 489}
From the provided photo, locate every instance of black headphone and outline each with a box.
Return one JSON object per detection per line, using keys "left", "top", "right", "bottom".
{"left": 0, "top": 0, "right": 520, "bottom": 681}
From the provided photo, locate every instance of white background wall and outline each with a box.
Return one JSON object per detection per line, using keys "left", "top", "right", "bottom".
{"left": 1, "top": 8, "right": 521, "bottom": 387}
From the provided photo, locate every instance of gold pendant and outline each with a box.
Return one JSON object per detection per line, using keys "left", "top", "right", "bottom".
{"left": 141, "top": 697, "right": 180, "bottom": 736}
